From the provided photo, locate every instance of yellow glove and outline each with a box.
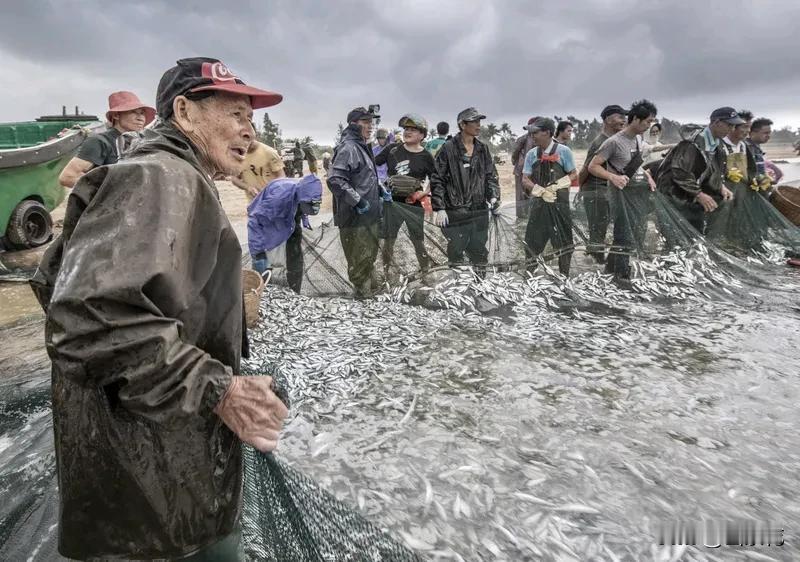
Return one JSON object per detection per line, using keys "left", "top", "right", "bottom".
{"left": 726, "top": 167, "right": 743, "bottom": 183}
{"left": 758, "top": 175, "right": 772, "bottom": 191}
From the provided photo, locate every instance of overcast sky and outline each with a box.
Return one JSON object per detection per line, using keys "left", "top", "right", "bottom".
{"left": 1, "top": 0, "right": 797, "bottom": 144}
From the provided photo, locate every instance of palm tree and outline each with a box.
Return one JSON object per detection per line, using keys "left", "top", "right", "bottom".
{"left": 484, "top": 123, "right": 499, "bottom": 143}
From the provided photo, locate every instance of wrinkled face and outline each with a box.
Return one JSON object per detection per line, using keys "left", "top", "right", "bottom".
{"left": 358, "top": 118, "right": 374, "bottom": 141}
{"left": 402, "top": 127, "right": 425, "bottom": 145}
{"left": 606, "top": 113, "right": 626, "bottom": 132}
{"left": 460, "top": 119, "right": 481, "bottom": 137}
{"left": 632, "top": 115, "right": 657, "bottom": 135}
{"left": 729, "top": 121, "right": 752, "bottom": 144}
{"left": 750, "top": 125, "right": 771, "bottom": 144}
{"left": 114, "top": 108, "right": 147, "bottom": 132}
{"left": 710, "top": 119, "right": 734, "bottom": 140}
{"left": 180, "top": 92, "right": 254, "bottom": 175}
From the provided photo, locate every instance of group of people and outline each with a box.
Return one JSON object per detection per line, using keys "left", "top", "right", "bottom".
{"left": 37, "top": 53, "right": 792, "bottom": 561}
{"left": 325, "top": 106, "right": 501, "bottom": 295}
{"left": 323, "top": 98, "right": 785, "bottom": 292}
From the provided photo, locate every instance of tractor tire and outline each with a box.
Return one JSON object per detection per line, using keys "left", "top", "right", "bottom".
{"left": 6, "top": 200, "right": 53, "bottom": 250}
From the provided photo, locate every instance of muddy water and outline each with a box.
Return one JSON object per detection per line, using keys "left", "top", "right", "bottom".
{"left": 0, "top": 284, "right": 42, "bottom": 326}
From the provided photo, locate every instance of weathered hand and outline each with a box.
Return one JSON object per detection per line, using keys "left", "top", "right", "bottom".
{"left": 610, "top": 174, "right": 629, "bottom": 189}
{"left": 721, "top": 185, "right": 734, "bottom": 201}
{"left": 214, "top": 376, "right": 289, "bottom": 453}
{"left": 695, "top": 192, "right": 718, "bottom": 213}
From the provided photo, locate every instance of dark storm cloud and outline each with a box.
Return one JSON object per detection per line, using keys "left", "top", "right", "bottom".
{"left": 1, "top": 0, "right": 796, "bottom": 142}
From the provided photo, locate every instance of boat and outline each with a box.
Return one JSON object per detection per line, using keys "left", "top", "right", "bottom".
{"left": 0, "top": 110, "right": 101, "bottom": 250}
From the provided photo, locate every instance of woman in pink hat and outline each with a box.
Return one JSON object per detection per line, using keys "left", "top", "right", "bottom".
{"left": 58, "top": 91, "right": 155, "bottom": 188}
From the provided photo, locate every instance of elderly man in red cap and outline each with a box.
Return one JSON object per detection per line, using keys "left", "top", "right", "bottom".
{"left": 58, "top": 90, "right": 156, "bottom": 187}
{"left": 32, "top": 57, "right": 287, "bottom": 561}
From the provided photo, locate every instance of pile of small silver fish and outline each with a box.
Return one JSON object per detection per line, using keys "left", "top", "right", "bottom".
{"left": 379, "top": 244, "right": 745, "bottom": 313}
{"left": 241, "top": 247, "right": 798, "bottom": 561}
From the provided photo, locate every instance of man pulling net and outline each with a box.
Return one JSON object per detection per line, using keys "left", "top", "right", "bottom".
{"left": 588, "top": 99, "right": 659, "bottom": 281}
{"left": 520, "top": 117, "right": 578, "bottom": 276}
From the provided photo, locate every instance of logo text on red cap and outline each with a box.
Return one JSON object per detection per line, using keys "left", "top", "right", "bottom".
{"left": 202, "top": 62, "right": 239, "bottom": 83}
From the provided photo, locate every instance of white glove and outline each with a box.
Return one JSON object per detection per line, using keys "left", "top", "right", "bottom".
{"left": 530, "top": 184, "right": 546, "bottom": 198}
{"left": 554, "top": 175, "right": 572, "bottom": 190}
{"left": 542, "top": 187, "right": 557, "bottom": 203}
{"left": 434, "top": 210, "right": 449, "bottom": 227}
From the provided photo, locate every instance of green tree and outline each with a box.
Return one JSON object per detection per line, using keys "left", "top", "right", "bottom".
{"left": 479, "top": 122, "right": 501, "bottom": 151}
{"left": 260, "top": 113, "right": 281, "bottom": 148}
{"left": 497, "top": 122, "right": 515, "bottom": 152}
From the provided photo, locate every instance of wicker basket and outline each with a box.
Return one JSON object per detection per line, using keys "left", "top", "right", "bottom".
{"left": 242, "top": 269, "right": 265, "bottom": 328}
{"left": 772, "top": 186, "right": 800, "bottom": 227}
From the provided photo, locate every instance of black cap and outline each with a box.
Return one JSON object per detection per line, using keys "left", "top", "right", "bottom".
{"left": 525, "top": 117, "right": 556, "bottom": 134}
{"left": 710, "top": 107, "right": 745, "bottom": 125}
{"left": 156, "top": 57, "right": 282, "bottom": 119}
{"left": 600, "top": 105, "right": 628, "bottom": 120}
{"left": 347, "top": 107, "right": 380, "bottom": 123}
{"left": 457, "top": 107, "right": 486, "bottom": 123}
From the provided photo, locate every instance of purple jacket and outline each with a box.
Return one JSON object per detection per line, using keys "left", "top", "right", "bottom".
{"left": 247, "top": 174, "right": 322, "bottom": 255}
{"left": 372, "top": 137, "right": 393, "bottom": 183}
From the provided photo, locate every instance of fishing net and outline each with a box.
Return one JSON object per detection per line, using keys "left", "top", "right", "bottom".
{"left": 269, "top": 186, "right": 800, "bottom": 299}
{"left": 238, "top": 370, "right": 421, "bottom": 562}
{"left": 241, "top": 449, "right": 422, "bottom": 562}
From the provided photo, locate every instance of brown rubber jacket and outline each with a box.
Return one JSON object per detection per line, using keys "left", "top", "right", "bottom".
{"left": 657, "top": 132, "right": 726, "bottom": 202}
{"left": 30, "top": 122, "right": 244, "bottom": 560}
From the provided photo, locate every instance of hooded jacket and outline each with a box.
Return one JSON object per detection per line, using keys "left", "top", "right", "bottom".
{"left": 327, "top": 123, "right": 381, "bottom": 227}
{"left": 430, "top": 133, "right": 500, "bottom": 214}
{"left": 30, "top": 122, "right": 244, "bottom": 560}
{"left": 657, "top": 129, "right": 726, "bottom": 201}
{"left": 247, "top": 174, "right": 322, "bottom": 255}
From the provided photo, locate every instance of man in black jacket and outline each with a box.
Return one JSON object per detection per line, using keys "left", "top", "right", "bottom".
{"left": 657, "top": 107, "right": 738, "bottom": 234}
{"left": 327, "top": 106, "right": 382, "bottom": 296}
{"left": 430, "top": 107, "right": 500, "bottom": 271}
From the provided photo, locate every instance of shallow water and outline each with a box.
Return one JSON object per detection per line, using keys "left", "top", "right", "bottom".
{"left": 1, "top": 262, "right": 799, "bottom": 561}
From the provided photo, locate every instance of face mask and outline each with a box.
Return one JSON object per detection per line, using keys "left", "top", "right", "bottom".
{"left": 299, "top": 200, "right": 321, "bottom": 216}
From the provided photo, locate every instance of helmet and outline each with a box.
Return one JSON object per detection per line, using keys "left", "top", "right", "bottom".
{"left": 398, "top": 113, "right": 429, "bottom": 135}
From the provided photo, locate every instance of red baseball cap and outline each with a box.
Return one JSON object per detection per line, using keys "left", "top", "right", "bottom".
{"left": 156, "top": 57, "right": 283, "bottom": 118}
